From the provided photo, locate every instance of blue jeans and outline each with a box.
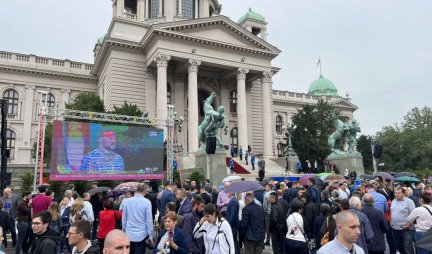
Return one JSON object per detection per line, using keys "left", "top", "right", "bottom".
{"left": 15, "top": 221, "right": 30, "bottom": 254}
{"left": 415, "top": 230, "right": 432, "bottom": 254}
{"left": 130, "top": 238, "right": 147, "bottom": 254}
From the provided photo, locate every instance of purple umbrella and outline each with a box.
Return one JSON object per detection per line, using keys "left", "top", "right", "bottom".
{"left": 373, "top": 172, "right": 394, "bottom": 181}
{"left": 224, "top": 181, "right": 264, "bottom": 193}
{"left": 299, "top": 174, "right": 315, "bottom": 186}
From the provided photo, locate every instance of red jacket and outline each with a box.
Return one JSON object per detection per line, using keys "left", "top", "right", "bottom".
{"left": 97, "top": 210, "right": 122, "bottom": 239}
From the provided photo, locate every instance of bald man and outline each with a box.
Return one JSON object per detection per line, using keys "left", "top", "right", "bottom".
{"left": 103, "top": 230, "right": 130, "bottom": 254}
{"left": 317, "top": 211, "right": 365, "bottom": 254}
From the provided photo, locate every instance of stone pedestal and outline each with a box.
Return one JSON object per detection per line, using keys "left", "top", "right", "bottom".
{"left": 287, "top": 155, "right": 300, "bottom": 174}
{"left": 195, "top": 148, "right": 227, "bottom": 186}
{"left": 327, "top": 155, "right": 364, "bottom": 175}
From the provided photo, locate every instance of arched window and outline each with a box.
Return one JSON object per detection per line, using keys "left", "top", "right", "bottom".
{"left": 230, "top": 127, "right": 238, "bottom": 149}
{"left": 46, "top": 92, "right": 55, "bottom": 108}
{"left": 149, "top": 0, "right": 161, "bottom": 18}
{"left": 177, "top": 0, "right": 194, "bottom": 18}
{"left": 275, "top": 115, "right": 283, "bottom": 134}
{"left": 6, "top": 129, "right": 16, "bottom": 159}
{"left": 167, "top": 85, "right": 171, "bottom": 104}
{"left": 3, "top": 89, "right": 19, "bottom": 116}
{"left": 230, "top": 90, "right": 237, "bottom": 113}
{"left": 277, "top": 143, "right": 285, "bottom": 157}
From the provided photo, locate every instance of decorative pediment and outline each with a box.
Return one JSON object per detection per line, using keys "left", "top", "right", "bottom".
{"left": 141, "top": 16, "right": 280, "bottom": 57}
{"left": 333, "top": 99, "right": 358, "bottom": 110}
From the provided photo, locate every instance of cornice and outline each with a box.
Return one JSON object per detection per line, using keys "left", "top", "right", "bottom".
{"left": 0, "top": 64, "right": 98, "bottom": 82}
{"left": 272, "top": 98, "right": 357, "bottom": 111}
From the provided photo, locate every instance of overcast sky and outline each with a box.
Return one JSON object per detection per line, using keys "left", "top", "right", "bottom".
{"left": 1, "top": 0, "right": 431, "bottom": 135}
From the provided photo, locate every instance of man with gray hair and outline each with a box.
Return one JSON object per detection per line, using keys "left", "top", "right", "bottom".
{"left": 317, "top": 211, "right": 365, "bottom": 254}
{"left": 348, "top": 197, "right": 374, "bottom": 254}
{"left": 361, "top": 194, "right": 389, "bottom": 254}
{"left": 121, "top": 184, "right": 153, "bottom": 254}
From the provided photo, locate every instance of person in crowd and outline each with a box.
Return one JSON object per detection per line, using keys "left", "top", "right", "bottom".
{"left": 82, "top": 193, "right": 95, "bottom": 225}
{"left": 67, "top": 220, "right": 99, "bottom": 254}
{"left": 121, "top": 184, "right": 153, "bottom": 254}
{"left": 229, "top": 158, "right": 235, "bottom": 174}
{"left": 15, "top": 192, "right": 32, "bottom": 254}
{"left": 60, "top": 197, "right": 72, "bottom": 254}
{"left": 313, "top": 203, "right": 330, "bottom": 250}
{"left": 175, "top": 189, "right": 191, "bottom": 216}
{"left": 268, "top": 192, "right": 286, "bottom": 254}
{"left": 30, "top": 211, "right": 61, "bottom": 254}
{"left": 348, "top": 197, "right": 374, "bottom": 254}
{"left": 210, "top": 186, "right": 219, "bottom": 205}
{"left": 226, "top": 192, "right": 240, "bottom": 254}
{"left": 0, "top": 200, "right": 10, "bottom": 251}
{"left": 193, "top": 204, "right": 235, "bottom": 254}
{"left": 320, "top": 190, "right": 333, "bottom": 207}
{"left": 70, "top": 198, "right": 88, "bottom": 224}
{"left": 0, "top": 226, "right": 6, "bottom": 254}
{"left": 97, "top": 200, "right": 122, "bottom": 254}
{"left": 277, "top": 190, "right": 289, "bottom": 216}
{"left": 285, "top": 200, "right": 309, "bottom": 254}
{"left": 308, "top": 178, "right": 321, "bottom": 205}
{"left": 32, "top": 185, "right": 52, "bottom": 215}
{"left": 154, "top": 213, "right": 188, "bottom": 254}
{"left": 239, "top": 193, "right": 265, "bottom": 254}
{"left": 2, "top": 187, "right": 18, "bottom": 249}
{"left": 361, "top": 194, "right": 389, "bottom": 254}
{"left": 199, "top": 186, "right": 212, "bottom": 205}
{"left": 317, "top": 210, "right": 365, "bottom": 254}
{"left": 160, "top": 202, "right": 184, "bottom": 230}
{"left": 47, "top": 202, "right": 62, "bottom": 234}
{"left": 390, "top": 187, "right": 416, "bottom": 254}
{"left": 250, "top": 153, "right": 256, "bottom": 170}
{"left": 245, "top": 150, "right": 249, "bottom": 165}
{"left": 90, "top": 191, "right": 103, "bottom": 241}
{"left": 102, "top": 229, "right": 130, "bottom": 254}
{"left": 182, "top": 197, "right": 205, "bottom": 254}
{"left": 159, "top": 182, "right": 177, "bottom": 223}
{"left": 216, "top": 181, "right": 231, "bottom": 217}
{"left": 405, "top": 187, "right": 420, "bottom": 207}
{"left": 407, "top": 192, "right": 432, "bottom": 254}
{"left": 284, "top": 181, "right": 301, "bottom": 206}
{"left": 302, "top": 190, "right": 320, "bottom": 237}
{"left": 64, "top": 190, "right": 75, "bottom": 207}
{"left": 144, "top": 185, "right": 158, "bottom": 221}
{"left": 331, "top": 189, "right": 341, "bottom": 205}
{"left": 263, "top": 183, "right": 274, "bottom": 246}
{"left": 239, "top": 146, "right": 243, "bottom": 161}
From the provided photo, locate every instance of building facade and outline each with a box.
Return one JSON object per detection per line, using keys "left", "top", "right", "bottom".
{"left": 0, "top": 0, "right": 356, "bottom": 184}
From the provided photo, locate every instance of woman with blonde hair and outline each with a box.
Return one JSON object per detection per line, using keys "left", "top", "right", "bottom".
{"left": 69, "top": 198, "right": 88, "bottom": 223}
{"left": 59, "top": 197, "right": 72, "bottom": 254}
{"left": 47, "top": 202, "right": 62, "bottom": 233}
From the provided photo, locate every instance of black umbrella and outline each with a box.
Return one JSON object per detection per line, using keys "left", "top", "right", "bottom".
{"left": 373, "top": 172, "right": 394, "bottom": 181}
{"left": 394, "top": 172, "right": 417, "bottom": 178}
{"left": 359, "top": 174, "right": 374, "bottom": 181}
{"left": 88, "top": 186, "right": 111, "bottom": 195}
{"left": 416, "top": 231, "right": 432, "bottom": 251}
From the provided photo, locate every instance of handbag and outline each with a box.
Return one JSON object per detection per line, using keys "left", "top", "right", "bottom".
{"left": 292, "top": 214, "right": 316, "bottom": 250}
{"left": 320, "top": 217, "right": 330, "bottom": 245}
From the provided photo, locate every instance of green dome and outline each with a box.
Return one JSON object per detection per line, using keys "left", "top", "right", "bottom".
{"left": 308, "top": 75, "right": 339, "bottom": 97}
{"left": 238, "top": 8, "right": 265, "bottom": 24}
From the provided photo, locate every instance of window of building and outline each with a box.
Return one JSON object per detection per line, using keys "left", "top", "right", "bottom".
{"left": 177, "top": 0, "right": 194, "bottom": 18}
{"left": 3, "top": 89, "right": 19, "bottom": 116}
{"left": 230, "top": 90, "right": 237, "bottom": 113}
{"left": 275, "top": 115, "right": 283, "bottom": 134}
{"left": 167, "top": 85, "right": 171, "bottom": 104}
{"left": 230, "top": 127, "right": 238, "bottom": 149}
{"left": 149, "top": 0, "right": 160, "bottom": 18}
{"left": 277, "top": 143, "right": 285, "bottom": 157}
{"left": 45, "top": 92, "right": 55, "bottom": 109}
{"left": 6, "top": 129, "right": 16, "bottom": 159}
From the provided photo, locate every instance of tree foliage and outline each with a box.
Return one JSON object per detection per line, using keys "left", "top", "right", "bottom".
{"left": 289, "top": 99, "right": 335, "bottom": 166}
{"left": 112, "top": 101, "right": 144, "bottom": 116}
{"left": 356, "top": 134, "right": 373, "bottom": 170}
{"left": 375, "top": 106, "right": 432, "bottom": 171}
{"left": 65, "top": 92, "right": 105, "bottom": 112}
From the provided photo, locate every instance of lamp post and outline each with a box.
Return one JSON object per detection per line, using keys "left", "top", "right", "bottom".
{"left": 283, "top": 124, "right": 298, "bottom": 174}
{"left": 0, "top": 99, "right": 8, "bottom": 193}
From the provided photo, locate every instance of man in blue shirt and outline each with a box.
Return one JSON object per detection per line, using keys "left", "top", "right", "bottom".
{"left": 122, "top": 184, "right": 153, "bottom": 254}
{"left": 226, "top": 192, "right": 240, "bottom": 254}
{"left": 362, "top": 181, "right": 389, "bottom": 214}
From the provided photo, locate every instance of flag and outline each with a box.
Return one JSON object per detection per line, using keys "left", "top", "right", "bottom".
{"left": 317, "top": 57, "right": 321, "bottom": 68}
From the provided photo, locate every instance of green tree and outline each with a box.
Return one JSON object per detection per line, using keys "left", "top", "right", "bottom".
{"left": 112, "top": 101, "right": 144, "bottom": 116}
{"left": 289, "top": 99, "right": 335, "bottom": 166}
{"left": 189, "top": 172, "right": 205, "bottom": 186}
{"left": 66, "top": 92, "right": 105, "bottom": 112}
{"left": 19, "top": 172, "right": 34, "bottom": 192}
{"left": 356, "top": 134, "right": 373, "bottom": 170}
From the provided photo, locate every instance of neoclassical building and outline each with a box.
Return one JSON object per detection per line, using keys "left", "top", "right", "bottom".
{"left": 0, "top": 0, "right": 357, "bottom": 183}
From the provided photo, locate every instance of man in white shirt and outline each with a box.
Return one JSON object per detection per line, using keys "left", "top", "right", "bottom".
{"left": 83, "top": 192, "right": 95, "bottom": 224}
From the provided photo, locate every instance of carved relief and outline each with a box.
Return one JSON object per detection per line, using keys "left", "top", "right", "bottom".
{"left": 155, "top": 54, "right": 171, "bottom": 68}
{"left": 236, "top": 68, "right": 249, "bottom": 80}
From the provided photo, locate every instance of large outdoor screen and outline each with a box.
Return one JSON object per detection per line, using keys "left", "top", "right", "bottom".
{"left": 50, "top": 120, "right": 164, "bottom": 181}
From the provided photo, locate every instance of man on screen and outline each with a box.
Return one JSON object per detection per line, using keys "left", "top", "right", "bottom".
{"left": 81, "top": 130, "right": 125, "bottom": 172}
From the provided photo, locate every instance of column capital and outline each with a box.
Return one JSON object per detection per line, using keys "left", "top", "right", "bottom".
{"left": 236, "top": 68, "right": 249, "bottom": 80}
{"left": 188, "top": 59, "right": 201, "bottom": 73}
{"left": 25, "top": 85, "right": 35, "bottom": 91}
{"left": 155, "top": 54, "right": 171, "bottom": 68}
{"left": 61, "top": 88, "right": 71, "bottom": 94}
{"left": 262, "top": 71, "right": 273, "bottom": 83}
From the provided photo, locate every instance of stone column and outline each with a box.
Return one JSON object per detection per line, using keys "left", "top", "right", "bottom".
{"left": 22, "top": 85, "right": 35, "bottom": 147}
{"left": 155, "top": 54, "right": 170, "bottom": 126}
{"left": 116, "top": 0, "right": 124, "bottom": 18}
{"left": 159, "top": 0, "right": 163, "bottom": 16}
{"left": 178, "top": 0, "right": 182, "bottom": 16}
{"left": 236, "top": 68, "right": 249, "bottom": 151}
{"left": 262, "top": 71, "right": 273, "bottom": 158}
{"left": 60, "top": 89, "right": 71, "bottom": 109}
{"left": 137, "top": 0, "right": 145, "bottom": 21}
{"left": 187, "top": 59, "right": 201, "bottom": 155}
{"left": 145, "top": 0, "right": 149, "bottom": 19}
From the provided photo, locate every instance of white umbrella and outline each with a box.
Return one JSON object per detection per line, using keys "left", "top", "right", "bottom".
{"left": 222, "top": 175, "right": 241, "bottom": 183}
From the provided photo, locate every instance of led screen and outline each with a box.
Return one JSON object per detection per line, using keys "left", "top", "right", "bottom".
{"left": 50, "top": 120, "right": 164, "bottom": 180}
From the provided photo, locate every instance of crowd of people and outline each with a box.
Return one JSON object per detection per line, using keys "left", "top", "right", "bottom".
{"left": 0, "top": 175, "right": 431, "bottom": 254}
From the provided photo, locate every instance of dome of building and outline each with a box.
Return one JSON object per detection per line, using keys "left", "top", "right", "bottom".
{"left": 238, "top": 8, "right": 265, "bottom": 24}
{"left": 308, "top": 75, "right": 339, "bottom": 97}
